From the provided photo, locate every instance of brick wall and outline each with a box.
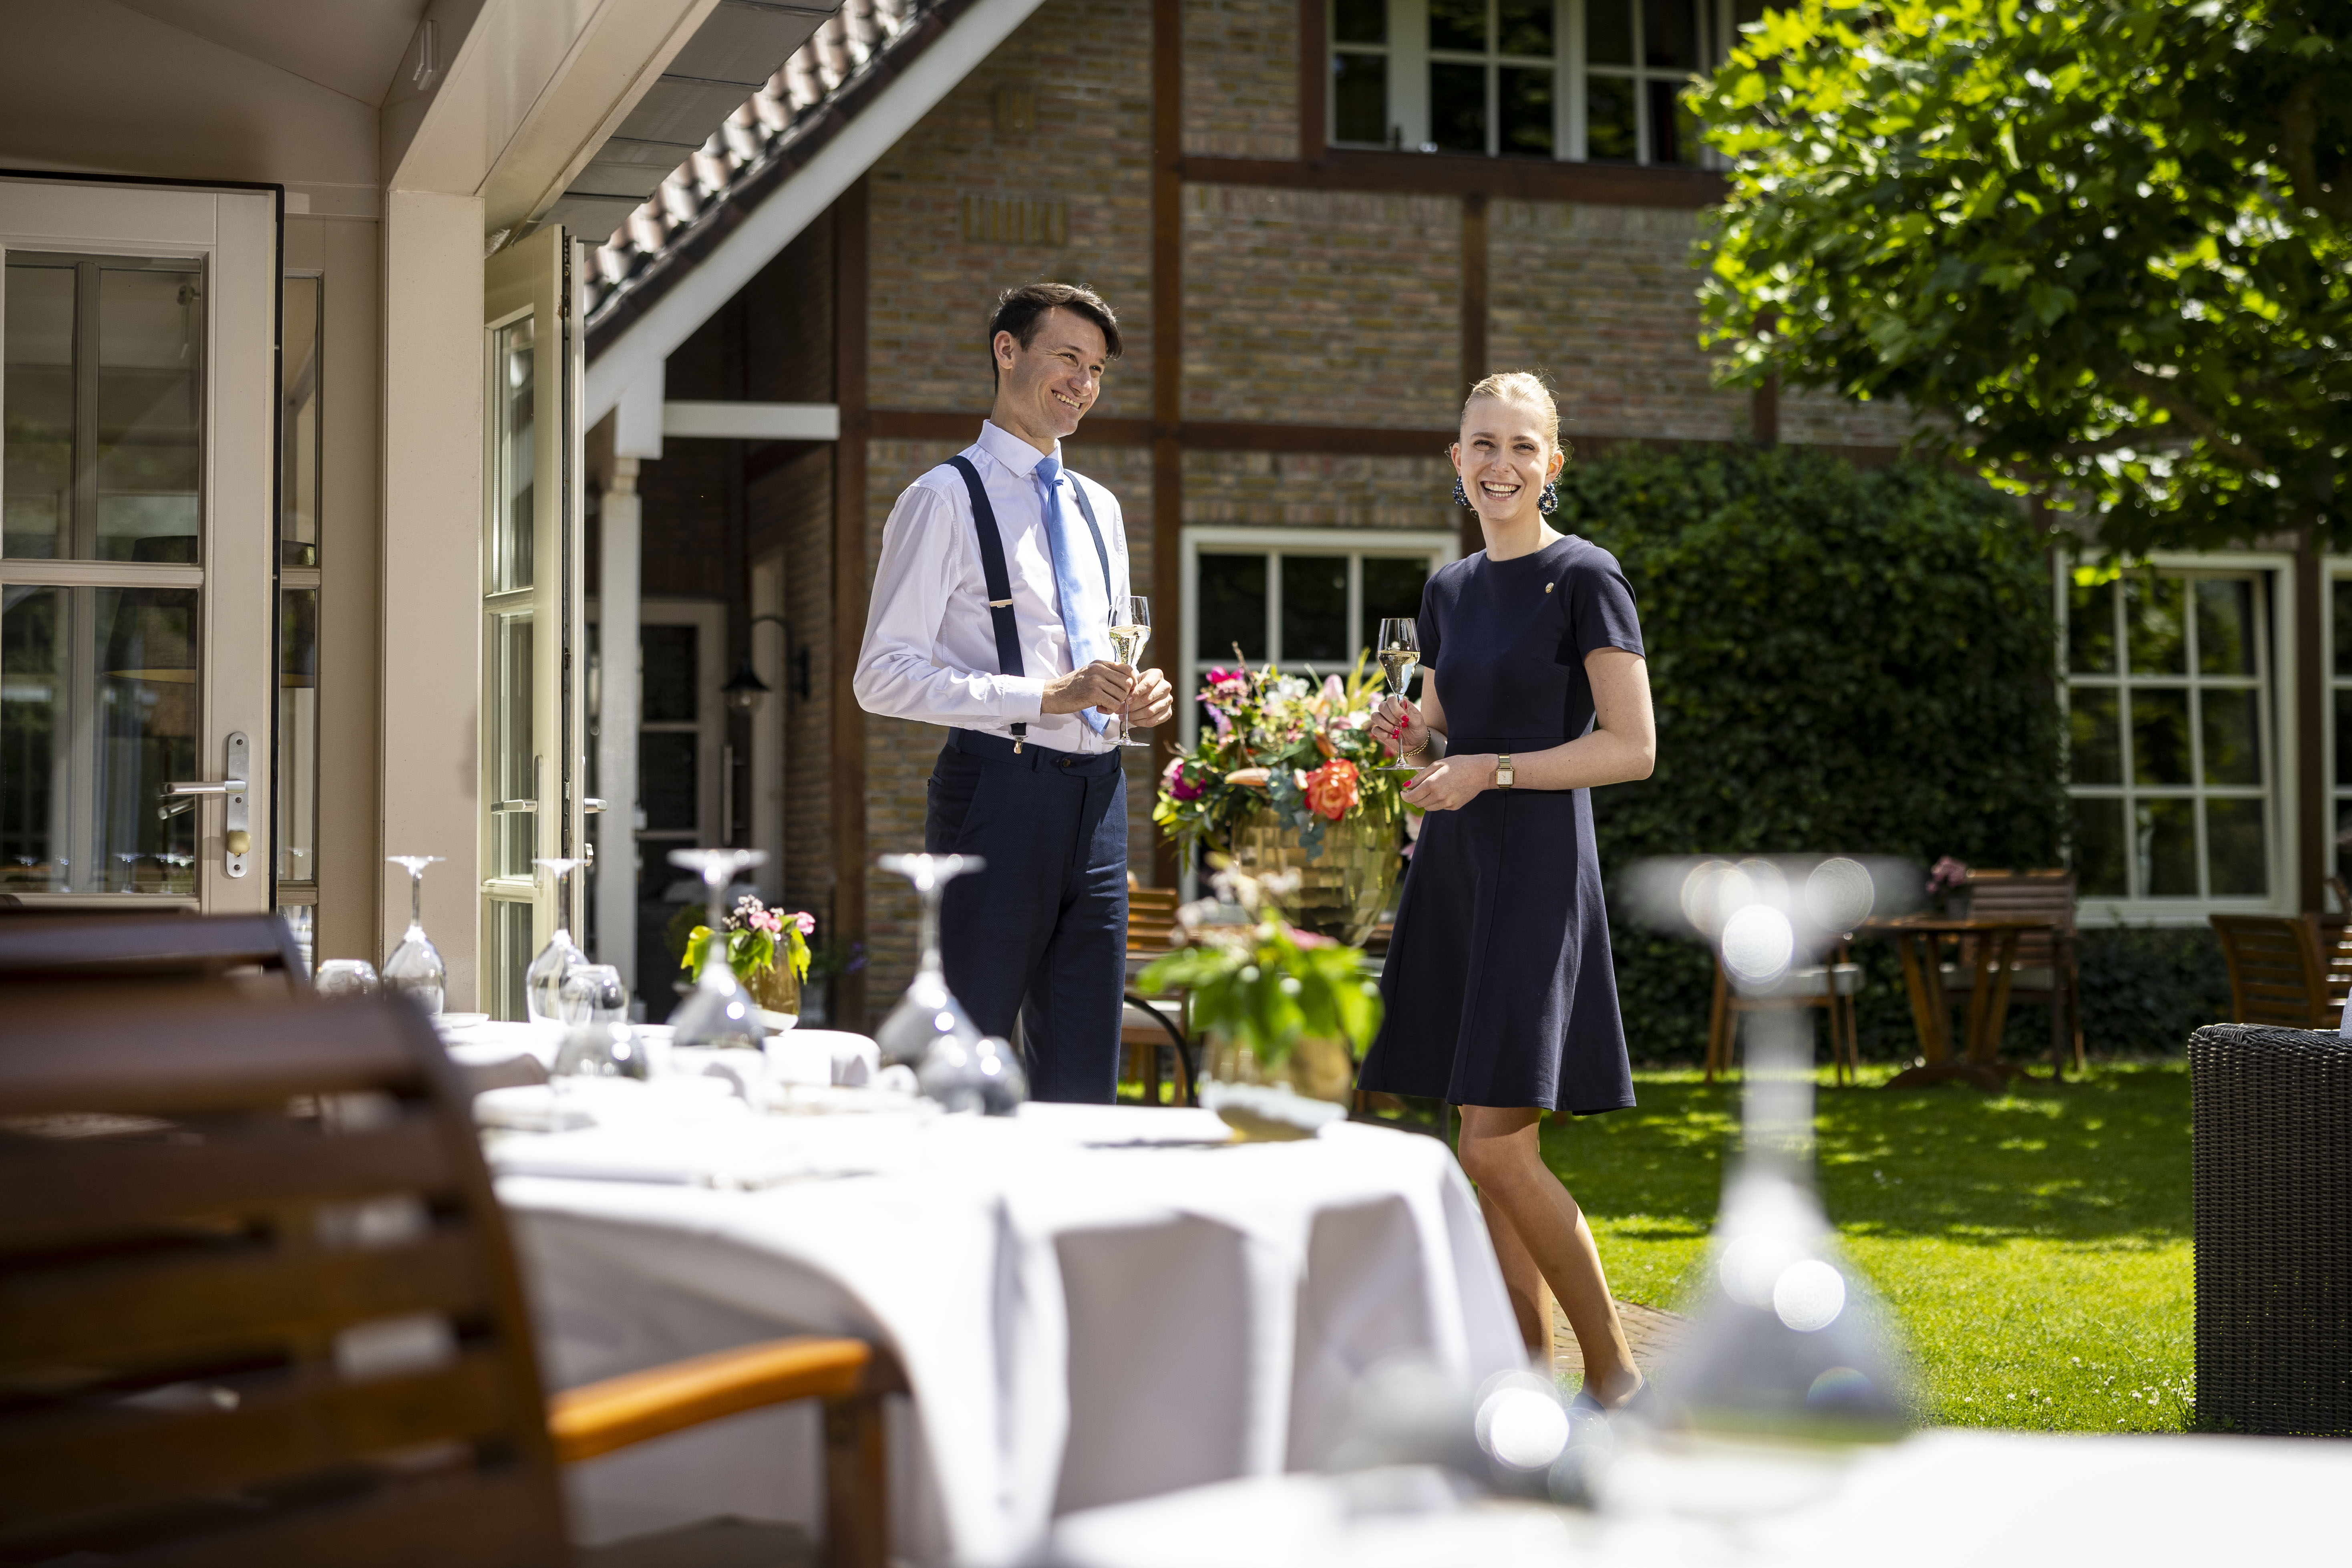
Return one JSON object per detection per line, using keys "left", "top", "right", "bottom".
{"left": 866, "top": 0, "right": 1157, "bottom": 421}
{"left": 1184, "top": 0, "right": 1298, "bottom": 157}
{"left": 1777, "top": 384, "right": 1920, "bottom": 449}
{"left": 1183, "top": 185, "right": 1461, "bottom": 429}
{"left": 1488, "top": 200, "right": 1748, "bottom": 445}
{"left": 746, "top": 445, "right": 835, "bottom": 951}
{"left": 1182, "top": 450, "right": 1458, "bottom": 531}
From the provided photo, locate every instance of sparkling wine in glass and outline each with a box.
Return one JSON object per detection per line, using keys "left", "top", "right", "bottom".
{"left": 1377, "top": 616, "right": 1421, "bottom": 769}
{"left": 874, "top": 853, "right": 986, "bottom": 1077}
{"left": 1108, "top": 595, "right": 1152, "bottom": 748}
{"left": 525, "top": 857, "right": 591, "bottom": 1025}
{"left": 667, "top": 847, "right": 767, "bottom": 1051}
{"left": 383, "top": 856, "right": 448, "bottom": 1014}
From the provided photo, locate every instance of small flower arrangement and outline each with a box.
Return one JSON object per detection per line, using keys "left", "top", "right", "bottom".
{"left": 684, "top": 893, "right": 815, "bottom": 985}
{"left": 1154, "top": 652, "right": 1410, "bottom": 860}
{"left": 1137, "top": 862, "right": 1382, "bottom": 1072}
{"left": 1927, "top": 857, "right": 1970, "bottom": 898}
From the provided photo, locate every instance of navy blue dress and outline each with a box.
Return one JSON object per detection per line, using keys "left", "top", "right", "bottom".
{"left": 1357, "top": 534, "right": 1645, "bottom": 1114}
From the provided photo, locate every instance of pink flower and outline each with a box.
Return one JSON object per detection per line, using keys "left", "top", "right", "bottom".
{"left": 1163, "top": 757, "right": 1205, "bottom": 802}
{"left": 791, "top": 911, "right": 816, "bottom": 936}
{"left": 1205, "top": 667, "right": 1248, "bottom": 698}
{"left": 1320, "top": 674, "right": 1345, "bottom": 707}
{"left": 1208, "top": 705, "right": 1232, "bottom": 737}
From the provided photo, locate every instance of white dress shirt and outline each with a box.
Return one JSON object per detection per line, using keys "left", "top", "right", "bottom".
{"left": 855, "top": 420, "right": 1132, "bottom": 756}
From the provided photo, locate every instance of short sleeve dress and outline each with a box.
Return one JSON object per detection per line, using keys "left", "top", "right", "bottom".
{"left": 1356, "top": 534, "right": 1646, "bottom": 1114}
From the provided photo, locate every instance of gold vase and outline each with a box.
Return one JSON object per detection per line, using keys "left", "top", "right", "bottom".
{"left": 743, "top": 962, "right": 801, "bottom": 1019}
{"left": 1227, "top": 804, "right": 1400, "bottom": 945}
{"left": 1199, "top": 1032, "right": 1355, "bottom": 1141}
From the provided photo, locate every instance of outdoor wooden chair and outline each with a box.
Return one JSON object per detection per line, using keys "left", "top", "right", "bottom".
{"left": 0, "top": 985, "right": 899, "bottom": 1568}
{"left": 1945, "top": 870, "right": 2086, "bottom": 1075}
{"left": 2210, "top": 912, "right": 2340, "bottom": 1029}
{"left": 1121, "top": 882, "right": 1195, "bottom": 1105}
{"left": 1705, "top": 940, "right": 1863, "bottom": 1086}
{"left": 0, "top": 910, "right": 307, "bottom": 992}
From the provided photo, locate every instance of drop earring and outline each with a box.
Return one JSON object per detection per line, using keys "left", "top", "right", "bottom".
{"left": 1452, "top": 475, "right": 1470, "bottom": 508}
{"left": 1539, "top": 481, "right": 1559, "bottom": 515}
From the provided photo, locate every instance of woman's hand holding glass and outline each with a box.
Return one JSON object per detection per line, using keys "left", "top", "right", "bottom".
{"left": 1399, "top": 751, "right": 1495, "bottom": 812}
{"left": 1370, "top": 694, "right": 1429, "bottom": 766}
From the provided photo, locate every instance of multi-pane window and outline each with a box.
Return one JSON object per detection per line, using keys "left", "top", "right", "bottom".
{"left": 1330, "top": 0, "right": 1758, "bottom": 165}
{"left": 1179, "top": 531, "right": 1456, "bottom": 747}
{"left": 2327, "top": 576, "right": 2352, "bottom": 891}
{"left": 2063, "top": 567, "right": 2273, "bottom": 903}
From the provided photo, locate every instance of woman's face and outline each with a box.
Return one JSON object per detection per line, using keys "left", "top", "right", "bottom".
{"left": 1453, "top": 397, "right": 1562, "bottom": 525}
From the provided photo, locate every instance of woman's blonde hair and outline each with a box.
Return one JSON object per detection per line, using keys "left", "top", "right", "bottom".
{"left": 1462, "top": 370, "right": 1564, "bottom": 457}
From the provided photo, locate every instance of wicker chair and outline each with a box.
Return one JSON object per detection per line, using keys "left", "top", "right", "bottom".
{"left": 0, "top": 984, "right": 899, "bottom": 1566}
{"left": 2188, "top": 1023, "right": 2352, "bottom": 1436}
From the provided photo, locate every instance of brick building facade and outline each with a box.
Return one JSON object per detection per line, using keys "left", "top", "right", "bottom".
{"left": 585, "top": 0, "right": 1917, "bottom": 1027}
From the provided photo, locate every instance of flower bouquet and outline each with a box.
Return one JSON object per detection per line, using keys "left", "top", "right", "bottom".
{"left": 684, "top": 893, "right": 815, "bottom": 1022}
{"left": 1139, "top": 862, "right": 1383, "bottom": 1140}
{"left": 1153, "top": 653, "right": 1412, "bottom": 942}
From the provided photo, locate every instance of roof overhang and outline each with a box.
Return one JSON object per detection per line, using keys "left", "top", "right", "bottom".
{"left": 584, "top": 0, "right": 1044, "bottom": 427}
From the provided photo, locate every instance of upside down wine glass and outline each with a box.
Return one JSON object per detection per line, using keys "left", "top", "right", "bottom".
{"left": 1377, "top": 616, "right": 1421, "bottom": 769}
{"left": 667, "top": 847, "right": 767, "bottom": 1051}
{"left": 525, "top": 857, "right": 591, "bottom": 1025}
{"left": 1109, "top": 595, "right": 1152, "bottom": 749}
{"left": 874, "top": 853, "right": 985, "bottom": 1071}
{"left": 383, "top": 855, "right": 448, "bottom": 1014}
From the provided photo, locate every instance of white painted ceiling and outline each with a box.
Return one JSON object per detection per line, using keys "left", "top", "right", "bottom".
{"left": 113, "top": 0, "right": 426, "bottom": 105}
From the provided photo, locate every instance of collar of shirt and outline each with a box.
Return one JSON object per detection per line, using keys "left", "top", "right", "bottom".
{"left": 976, "top": 419, "right": 1060, "bottom": 482}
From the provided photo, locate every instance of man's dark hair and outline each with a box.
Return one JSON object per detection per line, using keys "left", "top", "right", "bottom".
{"left": 988, "top": 282, "right": 1122, "bottom": 386}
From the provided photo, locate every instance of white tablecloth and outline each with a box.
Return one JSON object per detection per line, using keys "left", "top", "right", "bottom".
{"left": 1048, "top": 1428, "right": 2352, "bottom": 1566}
{"left": 497, "top": 1109, "right": 1524, "bottom": 1565}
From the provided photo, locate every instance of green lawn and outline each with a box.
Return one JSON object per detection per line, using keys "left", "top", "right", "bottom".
{"left": 1541, "top": 1063, "right": 2196, "bottom": 1433}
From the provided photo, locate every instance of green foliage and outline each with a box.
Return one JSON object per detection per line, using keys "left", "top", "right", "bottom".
{"left": 1139, "top": 919, "right": 1383, "bottom": 1067}
{"left": 1694, "top": 0, "right": 2352, "bottom": 552}
{"left": 2073, "top": 922, "right": 2231, "bottom": 1055}
{"left": 1548, "top": 1064, "right": 2195, "bottom": 1431}
{"left": 1559, "top": 444, "right": 2066, "bottom": 1061}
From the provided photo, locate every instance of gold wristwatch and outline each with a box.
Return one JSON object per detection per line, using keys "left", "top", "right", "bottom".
{"left": 1494, "top": 754, "right": 1514, "bottom": 790}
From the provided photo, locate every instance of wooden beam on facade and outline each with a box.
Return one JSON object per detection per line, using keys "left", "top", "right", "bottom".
{"left": 831, "top": 176, "right": 871, "bottom": 1030}
{"left": 1752, "top": 373, "right": 1779, "bottom": 447}
{"left": 1150, "top": 0, "right": 1184, "bottom": 889}
{"left": 2298, "top": 525, "right": 2327, "bottom": 913}
{"left": 1297, "top": 0, "right": 1326, "bottom": 164}
{"left": 1459, "top": 191, "right": 1488, "bottom": 558}
{"left": 1182, "top": 151, "right": 1724, "bottom": 207}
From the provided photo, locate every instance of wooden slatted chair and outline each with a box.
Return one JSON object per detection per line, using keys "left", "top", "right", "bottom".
{"left": 0, "top": 911, "right": 307, "bottom": 991}
{"left": 1121, "top": 882, "right": 1194, "bottom": 1105}
{"left": 2210, "top": 913, "right": 2338, "bottom": 1029}
{"left": 1704, "top": 941, "right": 1864, "bottom": 1086}
{"left": 1946, "top": 870, "right": 2086, "bottom": 1075}
{"left": 0, "top": 985, "right": 899, "bottom": 1568}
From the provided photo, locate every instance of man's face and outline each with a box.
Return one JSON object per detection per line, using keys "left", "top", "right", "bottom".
{"left": 994, "top": 308, "right": 1107, "bottom": 440}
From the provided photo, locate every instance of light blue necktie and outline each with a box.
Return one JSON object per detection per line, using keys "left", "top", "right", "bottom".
{"left": 1034, "top": 453, "right": 1111, "bottom": 735}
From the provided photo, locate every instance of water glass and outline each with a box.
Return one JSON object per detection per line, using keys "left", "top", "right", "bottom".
{"left": 314, "top": 959, "right": 379, "bottom": 1000}
{"left": 559, "top": 964, "right": 628, "bottom": 1026}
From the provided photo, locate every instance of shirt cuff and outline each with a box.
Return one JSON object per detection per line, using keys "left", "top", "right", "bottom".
{"left": 997, "top": 676, "right": 1045, "bottom": 721}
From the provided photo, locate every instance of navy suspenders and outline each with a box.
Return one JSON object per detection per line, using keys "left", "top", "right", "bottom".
{"left": 944, "top": 453, "right": 1113, "bottom": 755}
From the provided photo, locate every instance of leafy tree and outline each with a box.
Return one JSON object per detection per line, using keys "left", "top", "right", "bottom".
{"left": 1694, "top": 0, "right": 2352, "bottom": 554}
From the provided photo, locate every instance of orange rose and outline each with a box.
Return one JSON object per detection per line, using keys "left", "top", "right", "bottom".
{"left": 1302, "top": 758, "right": 1360, "bottom": 822}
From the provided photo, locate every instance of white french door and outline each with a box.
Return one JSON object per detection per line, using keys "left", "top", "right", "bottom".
{"left": 479, "top": 229, "right": 585, "bottom": 1018}
{"left": 0, "top": 177, "right": 276, "bottom": 912}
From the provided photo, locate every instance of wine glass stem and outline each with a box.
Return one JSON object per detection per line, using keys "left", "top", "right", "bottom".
{"left": 408, "top": 869, "right": 423, "bottom": 928}
{"left": 916, "top": 882, "right": 944, "bottom": 976}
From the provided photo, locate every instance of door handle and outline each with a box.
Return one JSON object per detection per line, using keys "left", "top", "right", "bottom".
{"left": 161, "top": 732, "right": 252, "bottom": 878}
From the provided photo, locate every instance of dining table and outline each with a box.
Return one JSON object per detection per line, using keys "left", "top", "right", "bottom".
{"left": 1858, "top": 916, "right": 2057, "bottom": 1091}
{"left": 444, "top": 1022, "right": 1525, "bottom": 1568}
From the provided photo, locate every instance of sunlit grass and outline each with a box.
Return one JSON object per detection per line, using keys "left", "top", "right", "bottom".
{"left": 1540, "top": 1063, "right": 2194, "bottom": 1433}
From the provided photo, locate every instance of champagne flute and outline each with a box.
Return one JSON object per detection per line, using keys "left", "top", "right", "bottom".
{"left": 383, "top": 856, "right": 448, "bottom": 1013}
{"left": 1108, "top": 595, "right": 1152, "bottom": 748}
{"left": 1377, "top": 616, "right": 1421, "bottom": 769}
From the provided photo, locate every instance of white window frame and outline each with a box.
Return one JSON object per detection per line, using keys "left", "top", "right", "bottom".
{"left": 1178, "top": 526, "right": 1459, "bottom": 753}
{"left": 2321, "top": 557, "right": 2352, "bottom": 909}
{"left": 1334, "top": 0, "right": 1735, "bottom": 167}
{"left": 2056, "top": 548, "right": 2297, "bottom": 926}
{"left": 634, "top": 598, "right": 726, "bottom": 859}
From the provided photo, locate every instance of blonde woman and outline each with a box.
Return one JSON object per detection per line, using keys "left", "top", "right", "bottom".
{"left": 1364, "top": 372, "right": 1656, "bottom": 1410}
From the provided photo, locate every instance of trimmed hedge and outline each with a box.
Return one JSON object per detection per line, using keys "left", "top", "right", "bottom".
{"left": 1560, "top": 444, "right": 2068, "bottom": 1063}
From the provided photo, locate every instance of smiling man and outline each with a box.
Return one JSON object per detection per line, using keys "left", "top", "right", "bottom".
{"left": 854, "top": 283, "right": 1174, "bottom": 1101}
